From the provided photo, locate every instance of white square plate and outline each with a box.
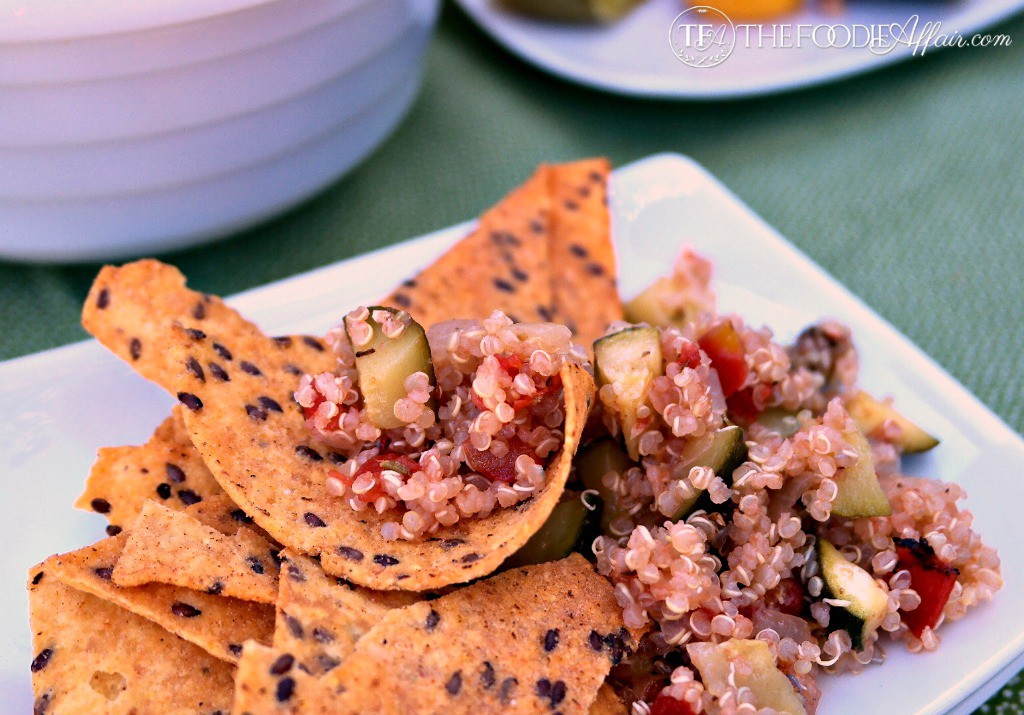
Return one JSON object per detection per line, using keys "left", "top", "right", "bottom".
{"left": 2, "top": 153, "right": 1021, "bottom": 713}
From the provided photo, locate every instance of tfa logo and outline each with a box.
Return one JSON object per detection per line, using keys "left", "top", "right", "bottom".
{"left": 670, "top": 7, "right": 737, "bottom": 67}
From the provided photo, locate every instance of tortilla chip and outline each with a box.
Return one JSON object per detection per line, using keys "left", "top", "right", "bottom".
{"left": 273, "top": 550, "right": 420, "bottom": 676}
{"left": 588, "top": 684, "right": 628, "bottom": 715}
{"left": 182, "top": 493, "right": 274, "bottom": 541}
{"left": 43, "top": 534, "right": 274, "bottom": 663}
{"left": 380, "top": 166, "right": 554, "bottom": 326}
{"left": 231, "top": 641, "right": 341, "bottom": 715}
{"left": 548, "top": 159, "right": 622, "bottom": 350}
{"left": 28, "top": 566, "right": 234, "bottom": 715}
{"left": 82, "top": 259, "right": 256, "bottom": 392}
{"left": 320, "top": 554, "right": 634, "bottom": 714}
{"left": 113, "top": 499, "right": 279, "bottom": 604}
{"left": 74, "top": 406, "right": 227, "bottom": 535}
{"left": 172, "top": 315, "right": 594, "bottom": 589}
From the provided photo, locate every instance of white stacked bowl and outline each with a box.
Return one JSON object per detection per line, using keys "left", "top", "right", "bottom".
{"left": 0, "top": 0, "right": 441, "bottom": 262}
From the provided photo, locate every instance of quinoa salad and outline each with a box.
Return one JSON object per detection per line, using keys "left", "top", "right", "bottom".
{"left": 295, "top": 307, "right": 586, "bottom": 541}
{"left": 582, "top": 248, "right": 1002, "bottom": 714}
{"left": 30, "top": 160, "right": 1004, "bottom": 715}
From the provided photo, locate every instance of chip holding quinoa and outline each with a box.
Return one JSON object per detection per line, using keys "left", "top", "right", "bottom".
{"left": 26, "top": 159, "right": 1002, "bottom": 715}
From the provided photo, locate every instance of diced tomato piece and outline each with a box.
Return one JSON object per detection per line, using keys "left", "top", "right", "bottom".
{"left": 726, "top": 386, "right": 760, "bottom": 426}
{"left": 466, "top": 435, "right": 537, "bottom": 483}
{"left": 698, "top": 322, "right": 747, "bottom": 397}
{"left": 677, "top": 341, "right": 702, "bottom": 370}
{"left": 763, "top": 577, "right": 806, "bottom": 617}
{"left": 650, "top": 694, "right": 698, "bottom": 715}
{"left": 894, "top": 537, "right": 959, "bottom": 637}
{"left": 334, "top": 454, "right": 421, "bottom": 502}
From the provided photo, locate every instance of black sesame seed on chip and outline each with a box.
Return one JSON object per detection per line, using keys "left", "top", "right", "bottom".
{"left": 445, "top": 671, "right": 462, "bottom": 696}
{"left": 90, "top": 498, "right": 111, "bottom": 514}
{"left": 178, "top": 489, "right": 202, "bottom": 506}
{"left": 185, "top": 357, "right": 205, "bottom": 382}
{"left": 337, "top": 546, "right": 364, "bottom": 562}
{"left": 213, "top": 343, "right": 232, "bottom": 361}
{"left": 461, "top": 553, "right": 481, "bottom": 564}
{"left": 156, "top": 483, "right": 172, "bottom": 499}
{"left": 93, "top": 567, "right": 113, "bottom": 581}
{"left": 129, "top": 337, "right": 142, "bottom": 361}
{"left": 185, "top": 328, "right": 207, "bottom": 340}
{"left": 285, "top": 614, "right": 304, "bottom": 639}
{"left": 31, "top": 571, "right": 44, "bottom": 585}
{"left": 270, "top": 654, "right": 294, "bottom": 675}
{"left": 287, "top": 563, "right": 305, "bottom": 582}
{"left": 499, "top": 677, "right": 518, "bottom": 705}
{"left": 304, "top": 512, "right": 326, "bottom": 528}
{"left": 34, "top": 692, "right": 52, "bottom": 715}
{"left": 493, "top": 278, "right": 515, "bottom": 293}
{"left": 246, "top": 556, "right": 265, "bottom": 575}
{"left": 276, "top": 677, "right": 296, "bottom": 703}
{"left": 209, "top": 362, "right": 230, "bottom": 381}
{"left": 312, "top": 627, "right": 334, "bottom": 643}
{"left": 480, "top": 661, "right": 495, "bottom": 689}
{"left": 228, "top": 643, "right": 243, "bottom": 657}
{"left": 192, "top": 301, "right": 206, "bottom": 320}
{"left": 207, "top": 582, "right": 224, "bottom": 596}
{"left": 373, "top": 554, "right": 399, "bottom": 567}
{"left": 30, "top": 648, "right": 53, "bottom": 672}
{"left": 440, "top": 538, "right": 465, "bottom": 551}
{"left": 106, "top": 525, "right": 123, "bottom": 536}
{"left": 425, "top": 609, "right": 440, "bottom": 631}
{"left": 302, "top": 336, "right": 325, "bottom": 351}
{"left": 177, "top": 392, "right": 203, "bottom": 411}
{"left": 588, "top": 630, "right": 603, "bottom": 651}
{"left": 246, "top": 405, "right": 268, "bottom": 421}
{"left": 240, "top": 361, "right": 262, "bottom": 376}
{"left": 543, "top": 629, "right": 559, "bottom": 652}
{"left": 171, "top": 602, "right": 201, "bottom": 618}
{"left": 295, "top": 446, "right": 323, "bottom": 462}
{"left": 257, "top": 396, "right": 283, "bottom": 413}
{"left": 166, "top": 463, "right": 186, "bottom": 484}
{"left": 273, "top": 336, "right": 293, "bottom": 347}
{"left": 96, "top": 288, "right": 110, "bottom": 309}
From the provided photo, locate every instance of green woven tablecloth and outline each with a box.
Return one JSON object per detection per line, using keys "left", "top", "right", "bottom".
{"left": 2, "top": 3, "right": 1022, "bottom": 711}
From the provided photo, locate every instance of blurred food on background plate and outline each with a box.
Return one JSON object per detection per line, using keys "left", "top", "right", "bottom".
{"left": 502, "top": 0, "right": 847, "bottom": 22}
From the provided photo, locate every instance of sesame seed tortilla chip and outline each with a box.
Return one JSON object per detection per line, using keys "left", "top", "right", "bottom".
{"left": 183, "top": 492, "right": 275, "bottom": 542}
{"left": 82, "top": 259, "right": 253, "bottom": 393}
{"left": 113, "top": 499, "right": 279, "bottom": 604}
{"left": 43, "top": 534, "right": 274, "bottom": 663}
{"left": 74, "top": 406, "right": 227, "bottom": 534}
{"left": 548, "top": 158, "right": 622, "bottom": 350}
{"left": 274, "top": 550, "right": 422, "bottom": 676}
{"left": 320, "top": 554, "right": 635, "bottom": 715}
{"left": 28, "top": 566, "right": 234, "bottom": 715}
{"left": 232, "top": 641, "right": 341, "bottom": 715}
{"left": 381, "top": 166, "right": 555, "bottom": 326}
{"left": 171, "top": 315, "right": 593, "bottom": 590}
{"left": 589, "top": 684, "right": 628, "bottom": 715}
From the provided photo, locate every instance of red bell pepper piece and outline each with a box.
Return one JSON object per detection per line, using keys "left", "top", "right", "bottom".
{"left": 894, "top": 537, "right": 959, "bottom": 637}
{"left": 698, "top": 322, "right": 747, "bottom": 398}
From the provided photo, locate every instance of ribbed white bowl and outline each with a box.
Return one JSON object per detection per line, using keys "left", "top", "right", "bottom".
{"left": 0, "top": 0, "right": 440, "bottom": 262}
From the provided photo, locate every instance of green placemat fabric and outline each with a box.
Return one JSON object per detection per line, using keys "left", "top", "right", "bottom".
{"left": 2, "top": 3, "right": 1022, "bottom": 711}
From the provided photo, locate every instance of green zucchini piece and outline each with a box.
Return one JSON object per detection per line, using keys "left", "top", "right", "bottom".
{"left": 505, "top": 497, "right": 592, "bottom": 568}
{"left": 846, "top": 390, "right": 939, "bottom": 454}
{"left": 817, "top": 538, "right": 888, "bottom": 650}
{"left": 832, "top": 429, "right": 891, "bottom": 518}
{"left": 345, "top": 307, "right": 434, "bottom": 430}
{"left": 594, "top": 327, "right": 663, "bottom": 460}
{"left": 576, "top": 439, "right": 636, "bottom": 534}
{"left": 688, "top": 639, "right": 807, "bottom": 714}
{"left": 666, "top": 425, "right": 748, "bottom": 520}
{"left": 756, "top": 407, "right": 802, "bottom": 438}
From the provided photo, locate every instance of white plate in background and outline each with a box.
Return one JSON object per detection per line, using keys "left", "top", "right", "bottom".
{"left": 454, "top": 0, "right": 1024, "bottom": 98}
{"left": 2, "top": 153, "right": 1022, "bottom": 712}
